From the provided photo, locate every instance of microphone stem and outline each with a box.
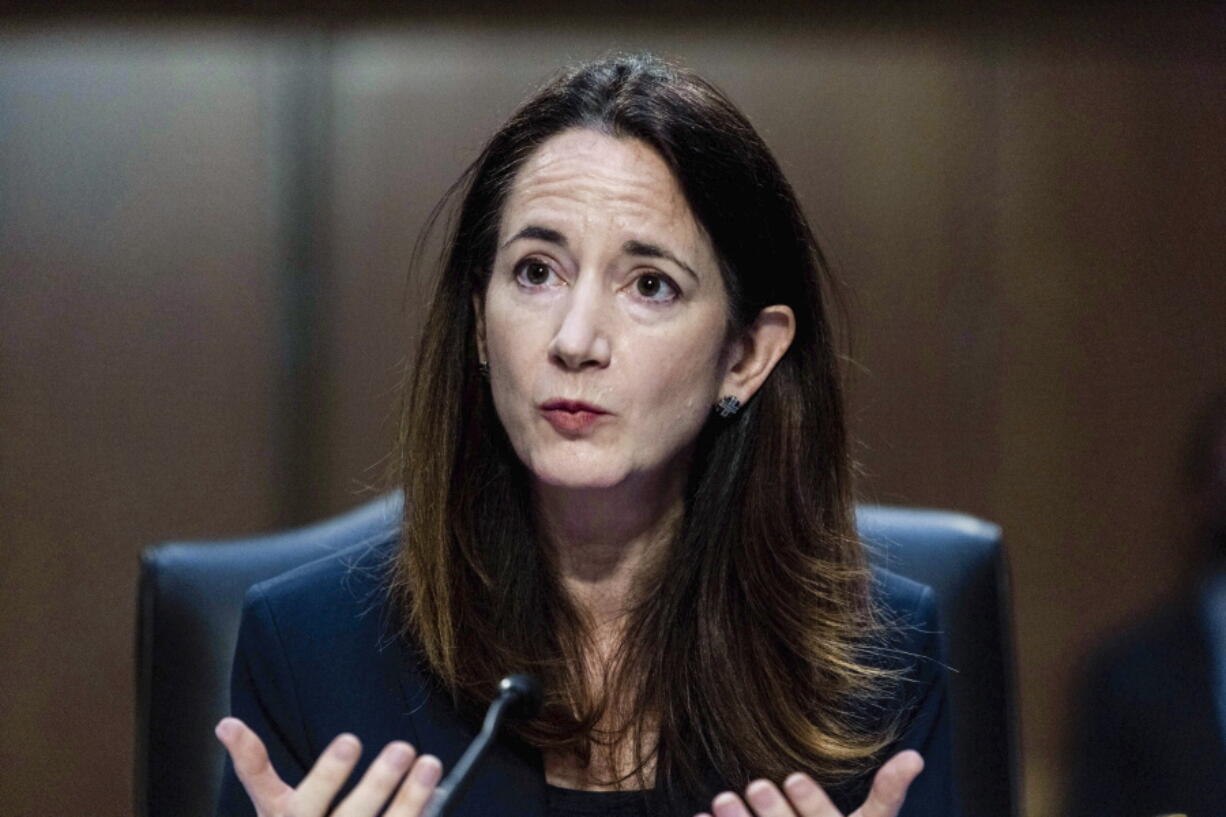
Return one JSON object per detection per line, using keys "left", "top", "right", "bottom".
{"left": 421, "top": 695, "right": 513, "bottom": 817}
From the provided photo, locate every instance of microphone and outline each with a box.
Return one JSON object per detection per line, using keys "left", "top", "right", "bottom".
{"left": 421, "top": 674, "right": 543, "bottom": 817}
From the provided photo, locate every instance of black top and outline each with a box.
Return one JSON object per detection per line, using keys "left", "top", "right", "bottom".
{"left": 545, "top": 784, "right": 653, "bottom": 817}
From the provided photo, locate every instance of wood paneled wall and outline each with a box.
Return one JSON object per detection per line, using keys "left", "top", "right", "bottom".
{"left": 2, "top": 11, "right": 1222, "bottom": 816}
{"left": 1, "top": 29, "right": 291, "bottom": 813}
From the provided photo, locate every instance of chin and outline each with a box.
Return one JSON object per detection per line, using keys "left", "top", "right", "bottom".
{"left": 528, "top": 458, "right": 629, "bottom": 491}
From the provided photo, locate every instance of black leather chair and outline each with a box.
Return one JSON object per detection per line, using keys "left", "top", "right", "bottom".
{"left": 136, "top": 494, "right": 1015, "bottom": 817}
{"left": 855, "top": 506, "right": 1018, "bottom": 817}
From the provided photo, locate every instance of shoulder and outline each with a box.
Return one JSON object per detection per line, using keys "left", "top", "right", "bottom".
{"left": 869, "top": 566, "right": 941, "bottom": 663}
{"left": 235, "top": 530, "right": 408, "bottom": 687}
{"left": 860, "top": 568, "right": 949, "bottom": 751}
{"left": 870, "top": 566, "right": 935, "bottom": 621}
{"left": 828, "top": 569, "right": 958, "bottom": 816}
{"left": 230, "top": 530, "right": 428, "bottom": 753}
{"left": 224, "top": 530, "right": 443, "bottom": 803}
{"left": 243, "top": 530, "right": 400, "bottom": 629}
{"left": 845, "top": 567, "right": 946, "bottom": 730}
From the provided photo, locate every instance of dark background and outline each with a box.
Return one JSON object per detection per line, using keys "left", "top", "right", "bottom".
{"left": 2, "top": 5, "right": 1224, "bottom": 815}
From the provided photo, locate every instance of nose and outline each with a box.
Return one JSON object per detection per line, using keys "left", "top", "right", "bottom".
{"left": 548, "top": 279, "right": 611, "bottom": 371}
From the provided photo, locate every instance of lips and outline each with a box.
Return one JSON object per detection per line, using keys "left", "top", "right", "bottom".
{"left": 539, "top": 399, "right": 611, "bottom": 434}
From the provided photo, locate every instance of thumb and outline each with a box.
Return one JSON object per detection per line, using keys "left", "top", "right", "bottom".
{"left": 216, "top": 717, "right": 294, "bottom": 816}
{"left": 853, "top": 750, "right": 924, "bottom": 817}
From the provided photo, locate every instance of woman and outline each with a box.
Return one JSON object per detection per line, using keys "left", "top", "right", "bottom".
{"left": 216, "top": 53, "right": 957, "bottom": 817}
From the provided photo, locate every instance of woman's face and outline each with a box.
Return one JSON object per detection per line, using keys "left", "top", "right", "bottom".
{"left": 479, "top": 128, "right": 733, "bottom": 493}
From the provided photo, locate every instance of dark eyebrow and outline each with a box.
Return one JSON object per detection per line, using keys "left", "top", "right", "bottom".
{"left": 622, "top": 239, "right": 700, "bottom": 282}
{"left": 501, "top": 227, "right": 700, "bottom": 282}
{"left": 501, "top": 225, "right": 567, "bottom": 249}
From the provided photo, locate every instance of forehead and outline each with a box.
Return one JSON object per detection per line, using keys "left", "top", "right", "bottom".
{"left": 500, "top": 128, "right": 703, "bottom": 246}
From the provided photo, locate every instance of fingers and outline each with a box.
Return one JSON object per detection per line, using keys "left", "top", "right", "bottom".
{"left": 216, "top": 717, "right": 294, "bottom": 815}
{"left": 710, "top": 790, "right": 757, "bottom": 817}
{"left": 385, "top": 754, "right": 444, "bottom": 817}
{"left": 782, "top": 773, "right": 842, "bottom": 817}
{"left": 331, "top": 741, "right": 417, "bottom": 817}
{"left": 744, "top": 779, "right": 803, "bottom": 817}
{"left": 289, "top": 733, "right": 364, "bottom": 817}
{"left": 704, "top": 751, "right": 923, "bottom": 817}
{"left": 710, "top": 775, "right": 841, "bottom": 817}
{"left": 851, "top": 750, "right": 924, "bottom": 817}
{"left": 216, "top": 719, "right": 443, "bottom": 817}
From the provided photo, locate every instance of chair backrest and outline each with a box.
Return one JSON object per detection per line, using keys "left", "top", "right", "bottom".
{"left": 135, "top": 494, "right": 1015, "bottom": 817}
{"left": 134, "top": 494, "right": 403, "bottom": 817}
{"left": 856, "top": 506, "right": 1017, "bottom": 817}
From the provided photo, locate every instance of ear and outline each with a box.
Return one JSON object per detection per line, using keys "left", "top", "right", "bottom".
{"left": 472, "top": 292, "right": 488, "bottom": 366}
{"left": 718, "top": 305, "right": 796, "bottom": 404}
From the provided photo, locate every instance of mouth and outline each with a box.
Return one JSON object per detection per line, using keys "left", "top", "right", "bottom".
{"left": 539, "top": 399, "right": 611, "bottom": 434}
{"left": 540, "top": 399, "right": 610, "bottom": 414}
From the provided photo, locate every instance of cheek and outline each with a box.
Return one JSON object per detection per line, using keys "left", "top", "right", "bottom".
{"left": 483, "top": 290, "right": 532, "bottom": 384}
{"left": 634, "top": 334, "right": 726, "bottom": 429}
{"left": 482, "top": 300, "right": 555, "bottom": 462}
{"left": 486, "top": 331, "right": 535, "bottom": 409}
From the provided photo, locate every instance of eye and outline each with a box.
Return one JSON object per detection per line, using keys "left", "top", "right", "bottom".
{"left": 633, "top": 272, "right": 679, "bottom": 303}
{"left": 513, "top": 258, "right": 559, "bottom": 288}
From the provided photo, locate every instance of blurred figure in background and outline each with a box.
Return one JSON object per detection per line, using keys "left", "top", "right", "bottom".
{"left": 1067, "top": 389, "right": 1226, "bottom": 817}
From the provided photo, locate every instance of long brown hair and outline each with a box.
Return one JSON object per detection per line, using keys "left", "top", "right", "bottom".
{"left": 393, "top": 53, "right": 896, "bottom": 806}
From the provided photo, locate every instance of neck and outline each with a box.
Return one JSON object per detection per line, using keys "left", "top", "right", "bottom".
{"left": 535, "top": 470, "right": 684, "bottom": 636}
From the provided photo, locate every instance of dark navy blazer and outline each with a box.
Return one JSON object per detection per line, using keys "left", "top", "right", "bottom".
{"left": 217, "top": 530, "right": 960, "bottom": 817}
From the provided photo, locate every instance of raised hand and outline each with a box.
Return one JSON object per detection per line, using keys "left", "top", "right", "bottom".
{"left": 695, "top": 750, "right": 924, "bottom": 817}
{"left": 215, "top": 717, "right": 443, "bottom": 817}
